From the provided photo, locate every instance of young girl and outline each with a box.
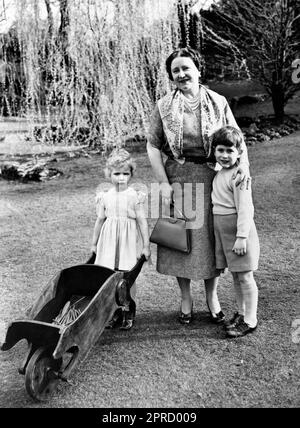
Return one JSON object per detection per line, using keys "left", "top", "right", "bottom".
{"left": 211, "top": 126, "right": 260, "bottom": 338}
{"left": 91, "top": 148, "right": 151, "bottom": 330}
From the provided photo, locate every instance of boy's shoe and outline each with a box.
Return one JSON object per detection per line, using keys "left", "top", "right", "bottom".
{"left": 224, "top": 312, "right": 244, "bottom": 330}
{"left": 226, "top": 321, "right": 257, "bottom": 338}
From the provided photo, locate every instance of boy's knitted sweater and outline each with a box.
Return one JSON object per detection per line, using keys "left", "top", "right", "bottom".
{"left": 212, "top": 166, "right": 254, "bottom": 239}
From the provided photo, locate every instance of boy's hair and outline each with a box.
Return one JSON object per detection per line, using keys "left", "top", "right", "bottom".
{"left": 104, "top": 148, "right": 136, "bottom": 179}
{"left": 211, "top": 126, "right": 243, "bottom": 152}
{"left": 166, "top": 47, "right": 202, "bottom": 81}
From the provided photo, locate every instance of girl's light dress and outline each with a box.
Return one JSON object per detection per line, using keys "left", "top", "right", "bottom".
{"left": 95, "top": 187, "right": 145, "bottom": 271}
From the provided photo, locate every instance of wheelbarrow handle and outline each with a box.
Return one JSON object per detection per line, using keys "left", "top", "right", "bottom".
{"left": 123, "top": 255, "right": 146, "bottom": 285}
{"left": 86, "top": 252, "right": 96, "bottom": 265}
{"left": 86, "top": 253, "right": 146, "bottom": 269}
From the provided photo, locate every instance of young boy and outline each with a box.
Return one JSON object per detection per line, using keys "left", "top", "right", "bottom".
{"left": 211, "top": 126, "right": 260, "bottom": 338}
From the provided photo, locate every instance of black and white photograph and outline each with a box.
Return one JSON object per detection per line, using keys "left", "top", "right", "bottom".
{"left": 0, "top": 0, "right": 299, "bottom": 410}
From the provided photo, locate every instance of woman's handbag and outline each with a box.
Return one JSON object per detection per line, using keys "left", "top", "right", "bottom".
{"left": 150, "top": 203, "right": 191, "bottom": 254}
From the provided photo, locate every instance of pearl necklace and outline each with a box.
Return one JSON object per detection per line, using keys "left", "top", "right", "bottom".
{"left": 184, "top": 94, "right": 200, "bottom": 111}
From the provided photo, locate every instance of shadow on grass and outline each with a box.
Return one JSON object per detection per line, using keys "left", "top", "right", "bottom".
{"left": 98, "top": 309, "right": 228, "bottom": 346}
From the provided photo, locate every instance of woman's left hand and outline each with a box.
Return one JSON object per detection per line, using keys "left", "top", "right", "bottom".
{"left": 232, "top": 164, "right": 251, "bottom": 189}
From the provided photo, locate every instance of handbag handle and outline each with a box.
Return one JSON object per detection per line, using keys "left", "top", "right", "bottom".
{"left": 170, "top": 200, "right": 188, "bottom": 221}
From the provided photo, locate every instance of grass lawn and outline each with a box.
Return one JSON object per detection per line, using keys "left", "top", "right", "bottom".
{"left": 0, "top": 129, "right": 299, "bottom": 408}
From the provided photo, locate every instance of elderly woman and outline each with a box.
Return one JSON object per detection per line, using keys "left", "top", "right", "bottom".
{"left": 147, "top": 47, "right": 249, "bottom": 324}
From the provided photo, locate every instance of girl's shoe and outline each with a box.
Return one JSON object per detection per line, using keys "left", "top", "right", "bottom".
{"left": 226, "top": 321, "right": 257, "bottom": 338}
{"left": 178, "top": 303, "right": 193, "bottom": 325}
{"left": 206, "top": 300, "right": 225, "bottom": 324}
{"left": 120, "top": 318, "right": 134, "bottom": 330}
{"left": 105, "top": 308, "right": 123, "bottom": 329}
{"left": 224, "top": 312, "right": 244, "bottom": 330}
{"left": 120, "top": 310, "right": 135, "bottom": 330}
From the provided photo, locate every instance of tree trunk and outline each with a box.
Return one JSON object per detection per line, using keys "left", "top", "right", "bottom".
{"left": 58, "top": 0, "right": 71, "bottom": 68}
{"left": 271, "top": 83, "right": 285, "bottom": 124}
{"left": 44, "top": 0, "right": 54, "bottom": 40}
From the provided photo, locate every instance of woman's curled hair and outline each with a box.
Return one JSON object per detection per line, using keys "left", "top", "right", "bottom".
{"left": 166, "top": 47, "right": 202, "bottom": 81}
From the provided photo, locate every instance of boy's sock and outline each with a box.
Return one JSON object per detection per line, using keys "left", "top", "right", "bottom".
{"left": 233, "top": 279, "right": 245, "bottom": 316}
{"left": 242, "top": 277, "right": 258, "bottom": 328}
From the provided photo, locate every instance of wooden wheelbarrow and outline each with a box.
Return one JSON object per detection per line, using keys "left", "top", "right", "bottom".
{"left": 1, "top": 254, "right": 145, "bottom": 401}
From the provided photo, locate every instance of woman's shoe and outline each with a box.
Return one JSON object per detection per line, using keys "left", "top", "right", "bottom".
{"left": 206, "top": 300, "right": 225, "bottom": 324}
{"left": 178, "top": 303, "right": 193, "bottom": 325}
{"left": 210, "top": 311, "right": 225, "bottom": 324}
{"left": 224, "top": 312, "right": 244, "bottom": 330}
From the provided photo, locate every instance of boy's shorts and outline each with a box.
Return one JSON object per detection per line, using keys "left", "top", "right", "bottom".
{"left": 213, "top": 214, "right": 259, "bottom": 272}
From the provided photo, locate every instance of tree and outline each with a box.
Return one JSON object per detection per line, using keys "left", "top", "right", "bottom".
{"left": 177, "top": 0, "right": 203, "bottom": 52}
{"left": 44, "top": 0, "right": 54, "bottom": 40}
{"left": 58, "top": 0, "right": 71, "bottom": 68}
{"left": 0, "top": 27, "right": 26, "bottom": 115}
{"left": 201, "top": 0, "right": 300, "bottom": 122}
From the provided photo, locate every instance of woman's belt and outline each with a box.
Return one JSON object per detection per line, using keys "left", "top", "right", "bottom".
{"left": 184, "top": 156, "right": 209, "bottom": 164}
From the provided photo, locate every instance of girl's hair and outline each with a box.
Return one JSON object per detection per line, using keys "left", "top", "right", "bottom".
{"left": 166, "top": 47, "right": 202, "bottom": 81}
{"left": 104, "top": 148, "right": 136, "bottom": 179}
{"left": 211, "top": 126, "right": 243, "bottom": 151}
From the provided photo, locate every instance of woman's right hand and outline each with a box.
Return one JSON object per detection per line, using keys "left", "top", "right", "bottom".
{"left": 160, "top": 182, "right": 173, "bottom": 206}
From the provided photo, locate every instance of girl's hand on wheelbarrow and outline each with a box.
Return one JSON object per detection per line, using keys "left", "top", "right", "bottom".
{"left": 141, "top": 245, "right": 151, "bottom": 260}
{"left": 91, "top": 244, "right": 97, "bottom": 254}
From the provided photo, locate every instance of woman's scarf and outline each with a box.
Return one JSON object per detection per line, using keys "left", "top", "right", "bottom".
{"left": 157, "top": 85, "right": 234, "bottom": 165}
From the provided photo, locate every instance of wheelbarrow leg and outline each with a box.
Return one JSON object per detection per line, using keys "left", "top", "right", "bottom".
{"left": 18, "top": 343, "right": 34, "bottom": 375}
{"left": 129, "top": 298, "right": 136, "bottom": 318}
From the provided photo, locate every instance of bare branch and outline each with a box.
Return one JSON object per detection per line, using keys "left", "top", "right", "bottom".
{"left": 0, "top": 0, "right": 7, "bottom": 23}
{"left": 202, "top": 0, "right": 300, "bottom": 120}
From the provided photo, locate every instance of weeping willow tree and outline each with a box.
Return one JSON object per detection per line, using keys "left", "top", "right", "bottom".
{"left": 1, "top": 0, "right": 247, "bottom": 148}
{"left": 2, "top": 0, "right": 179, "bottom": 147}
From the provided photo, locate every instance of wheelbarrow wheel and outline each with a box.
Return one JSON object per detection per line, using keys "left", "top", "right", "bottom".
{"left": 25, "top": 347, "right": 62, "bottom": 401}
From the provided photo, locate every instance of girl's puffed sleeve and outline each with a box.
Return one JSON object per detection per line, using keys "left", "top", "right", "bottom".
{"left": 95, "top": 192, "right": 105, "bottom": 218}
